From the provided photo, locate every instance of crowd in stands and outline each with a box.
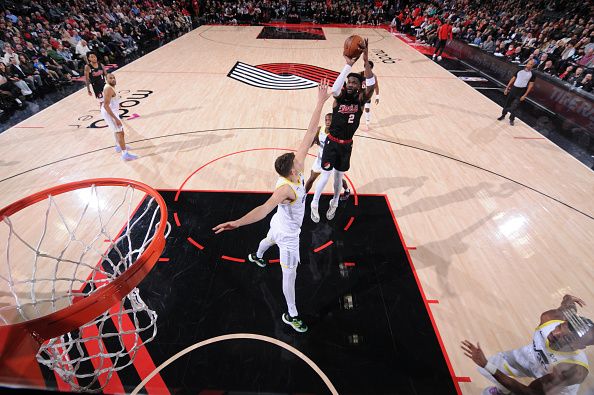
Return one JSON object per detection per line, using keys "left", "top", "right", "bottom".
{"left": 0, "top": 0, "right": 194, "bottom": 120}
{"left": 199, "top": 0, "right": 395, "bottom": 26}
{"left": 392, "top": 0, "right": 593, "bottom": 93}
{"left": 198, "top": 0, "right": 593, "bottom": 93}
{"left": 0, "top": 0, "right": 592, "bottom": 122}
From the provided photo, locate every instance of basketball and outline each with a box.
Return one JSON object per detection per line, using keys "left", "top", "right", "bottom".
{"left": 343, "top": 35, "right": 365, "bottom": 58}
{"left": 1, "top": 0, "right": 591, "bottom": 393}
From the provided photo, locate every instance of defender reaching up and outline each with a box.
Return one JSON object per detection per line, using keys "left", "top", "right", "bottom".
{"left": 213, "top": 80, "right": 333, "bottom": 333}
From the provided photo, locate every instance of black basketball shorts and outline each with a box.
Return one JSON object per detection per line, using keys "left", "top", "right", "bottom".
{"left": 320, "top": 139, "right": 353, "bottom": 172}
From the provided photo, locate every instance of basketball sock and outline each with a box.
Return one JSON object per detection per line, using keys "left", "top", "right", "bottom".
{"left": 332, "top": 170, "right": 344, "bottom": 205}
{"left": 282, "top": 266, "right": 298, "bottom": 317}
{"left": 342, "top": 179, "right": 349, "bottom": 191}
{"left": 312, "top": 169, "right": 331, "bottom": 207}
{"left": 256, "top": 236, "right": 274, "bottom": 259}
{"left": 365, "top": 111, "right": 371, "bottom": 123}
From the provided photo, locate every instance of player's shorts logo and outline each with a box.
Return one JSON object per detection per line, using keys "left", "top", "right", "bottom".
{"left": 322, "top": 162, "right": 332, "bottom": 170}
{"left": 228, "top": 62, "right": 338, "bottom": 90}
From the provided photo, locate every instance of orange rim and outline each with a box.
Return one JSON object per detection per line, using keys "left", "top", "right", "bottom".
{"left": 0, "top": 178, "right": 168, "bottom": 341}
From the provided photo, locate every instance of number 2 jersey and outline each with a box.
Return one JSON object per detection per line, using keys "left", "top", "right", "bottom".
{"left": 328, "top": 90, "right": 366, "bottom": 140}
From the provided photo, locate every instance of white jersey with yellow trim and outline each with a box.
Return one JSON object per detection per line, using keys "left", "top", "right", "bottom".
{"left": 509, "top": 320, "right": 588, "bottom": 394}
{"left": 270, "top": 173, "right": 306, "bottom": 235}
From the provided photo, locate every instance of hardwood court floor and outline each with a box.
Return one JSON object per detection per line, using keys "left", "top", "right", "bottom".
{"left": 0, "top": 25, "right": 593, "bottom": 393}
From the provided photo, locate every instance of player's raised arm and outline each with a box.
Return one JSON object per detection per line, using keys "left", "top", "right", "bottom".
{"left": 294, "top": 79, "right": 332, "bottom": 172}
{"left": 362, "top": 39, "right": 376, "bottom": 98}
{"left": 332, "top": 54, "right": 358, "bottom": 97}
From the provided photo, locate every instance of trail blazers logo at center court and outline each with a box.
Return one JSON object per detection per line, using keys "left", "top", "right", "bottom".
{"left": 228, "top": 62, "right": 338, "bottom": 90}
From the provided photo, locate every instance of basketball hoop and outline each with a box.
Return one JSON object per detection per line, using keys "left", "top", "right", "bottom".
{"left": 0, "top": 179, "right": 169, "bottom": 391}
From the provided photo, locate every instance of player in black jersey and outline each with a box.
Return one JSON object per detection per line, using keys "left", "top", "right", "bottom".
{"left": 84, "top": 53, "right": 107, "bottom": 99}
{"left": 310, "top": 39, "right": 375, "bottom": 222}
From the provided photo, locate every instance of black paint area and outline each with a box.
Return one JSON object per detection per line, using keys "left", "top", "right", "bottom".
{"left": 33, "top": 190, "right": 456, "bottom": 394}
{"left": 133, "top": 190, "right": 456, "bottom": 394}
{"left": 257, "top": 26, "right": 326, "bottom": 40}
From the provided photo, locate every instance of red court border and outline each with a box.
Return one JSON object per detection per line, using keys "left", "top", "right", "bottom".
{"left": 157, "top": 189, "right": 464, "bottom": 393}
{"left": 172, "top": 147, "right": 359, "bottom": 257}
{"left": 67, "top": 186, "right": 460, "bottom": 393}
{"left": 384, "top": 195, "right": 464, "bottom": 394}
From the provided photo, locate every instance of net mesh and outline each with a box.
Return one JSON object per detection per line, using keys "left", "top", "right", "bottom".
{"left": 0, "top": 183, "right": 169, "bottom": 392}
{"left": 37, "top": 288, "right": 157, "bottom": 392}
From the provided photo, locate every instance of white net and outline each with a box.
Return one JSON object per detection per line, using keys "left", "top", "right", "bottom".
{"left": 0, "top": 183, "right": 169, "bottom": 392}
{"left": 37, "top": 288, "right": 157, "bottom": 392}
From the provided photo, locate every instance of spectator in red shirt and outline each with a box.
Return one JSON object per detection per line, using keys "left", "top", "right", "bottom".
{"left": 558, "top": 65, "right": 574, "bottom": 81}
{"left": 432, "top": 19, "right": 453, "bottom": 61}
{"left": 403, "top": 14, "right": 413, "bottom": 34}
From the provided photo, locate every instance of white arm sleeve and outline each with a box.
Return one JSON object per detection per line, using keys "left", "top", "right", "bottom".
{"left": 332, "top": 64, "right": 352, "bottom": 96}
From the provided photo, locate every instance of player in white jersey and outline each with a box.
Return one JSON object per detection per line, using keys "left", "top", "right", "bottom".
{"left": 305, "top": 112, "right": 350, "bottom": 200}
{"left": 101, "top": 73, "right": 138, "bottom": 161}
{"left": 360, "top": 61, "right": 380, "bottom": 128}
{"left": 213, "top": 80, "right": 332, "bottom": 333}
{"left": 462, "top": 294, "right": 594, "bottom": 395}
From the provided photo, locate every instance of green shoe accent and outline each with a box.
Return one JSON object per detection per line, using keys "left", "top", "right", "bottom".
{"left": 282, "top": 313, "right": 308, "bottom": 333}
{"left": 248, "top": 253, "right": 266, "bottom": 268}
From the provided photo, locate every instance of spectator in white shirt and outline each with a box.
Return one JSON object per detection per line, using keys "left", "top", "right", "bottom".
{"left": 75, "top": 39, "right": 91, "bottom": 61}
{"left": 2, "top": 44, "right": 19, "bottom": 66}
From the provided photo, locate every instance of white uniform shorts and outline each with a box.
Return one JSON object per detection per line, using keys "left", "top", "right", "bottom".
{"left": 311, "top": 156, "right": 323, "bottom": 173}
{"left": 265, "top": 226, "right": 300, "bottom": 270}
{"left": 101, "top": 107, "right": 124, "bottom": 132}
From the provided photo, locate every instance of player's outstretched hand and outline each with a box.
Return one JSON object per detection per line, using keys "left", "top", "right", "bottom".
{"left": 317, "top": 78, "right": 332, "bottom": 102}
{"left": 564, "top": 294, "right": 586, "bottom": 308}
{"left": 213, "top": 221, "right": 239, "bottom": 234}
{"left": 461, "top": 340, "right": 488, "bottom": 368}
